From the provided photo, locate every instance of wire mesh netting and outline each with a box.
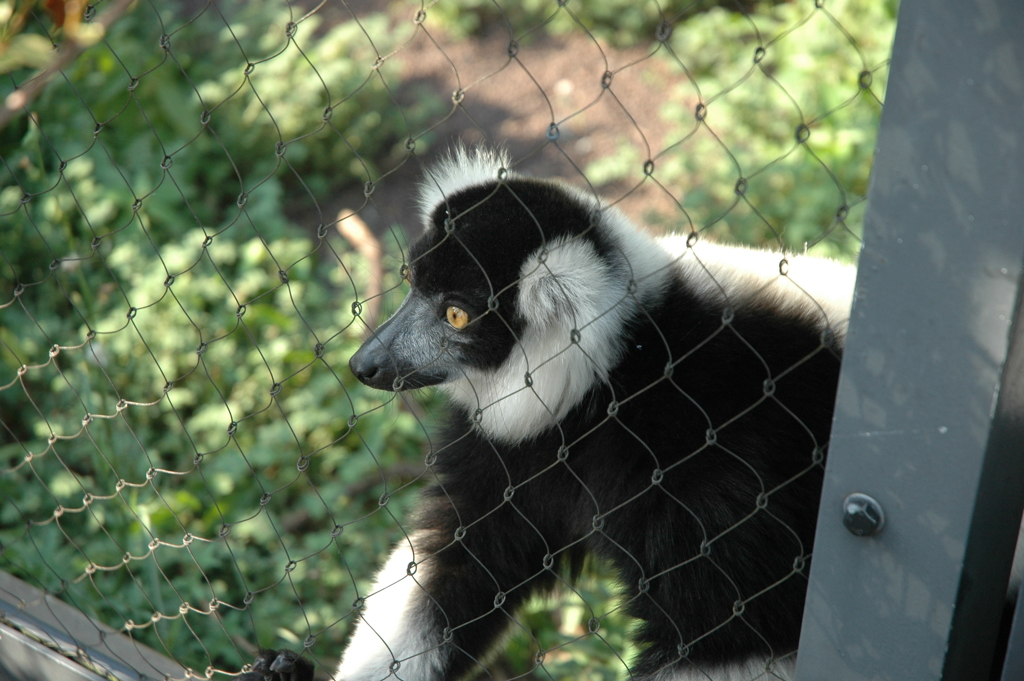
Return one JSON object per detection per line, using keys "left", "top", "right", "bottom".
{"left": 0, "top": 1, "right": 895, "bottom": 679}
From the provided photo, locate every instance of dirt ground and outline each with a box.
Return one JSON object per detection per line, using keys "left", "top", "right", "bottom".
{"left": 302, "top": 1, "right": 694, "bottom": 243}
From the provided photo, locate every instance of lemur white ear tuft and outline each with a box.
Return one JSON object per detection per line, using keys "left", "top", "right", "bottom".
{"left": 516, "top": 237, "right": 610, "bottom": 327}
{"left": 417, "top": 145, "right": 513, "bottom": 230}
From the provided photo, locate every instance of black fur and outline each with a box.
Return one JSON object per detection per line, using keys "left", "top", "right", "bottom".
{"left": 240, "top": 649, "right": 315, "bottom": 681}
{"left": 407, "top": 276, "right": 838, "bottom": 678}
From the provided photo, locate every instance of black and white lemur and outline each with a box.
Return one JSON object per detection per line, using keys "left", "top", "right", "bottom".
{"left": 244, "top": 147, "right": 857, "bottom": 681}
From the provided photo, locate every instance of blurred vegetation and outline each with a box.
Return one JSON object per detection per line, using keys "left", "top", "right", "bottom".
{"left": 1, "top": 0, "right": 95, "bottom": 73}
{"left": 648, "top": 0, "right": 897, "bottom": 260}
{"left": 0, "top": 0, "right": 895, "bottom": 679}
{"left": 1, "top": 0, "right": 437, "bottom": 674}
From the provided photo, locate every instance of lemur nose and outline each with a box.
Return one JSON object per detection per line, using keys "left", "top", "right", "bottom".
{"left": 348, "top": 350, "right": 380, "bottom": 384}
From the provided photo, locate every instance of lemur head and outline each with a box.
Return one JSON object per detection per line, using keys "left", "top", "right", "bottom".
{"left": 349, "top": 146, "right": 672, "bottom": 440}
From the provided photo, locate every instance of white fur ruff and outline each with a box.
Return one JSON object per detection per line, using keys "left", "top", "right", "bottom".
{"left": 646, "top": 655, "right": 796, "bottom": 681}
{"left": 660, "top": 236, "right": 856, "bottom": 340}
{"left": 442, "top": 202, "right": 675, "bottom": 443}
{"left": 336, "top": 534, "right": 447, "bottom": 681}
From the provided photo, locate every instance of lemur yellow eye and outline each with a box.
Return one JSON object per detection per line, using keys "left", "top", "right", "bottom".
{"left": 446, "top": 306, "right": 470, "bottom": 330}
{"left": 400, "top": 264, "right": 411, "bottom": 285}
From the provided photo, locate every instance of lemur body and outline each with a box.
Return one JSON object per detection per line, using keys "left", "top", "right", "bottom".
{"left": 246, "top": 147, "right": 856, "bottom": 681}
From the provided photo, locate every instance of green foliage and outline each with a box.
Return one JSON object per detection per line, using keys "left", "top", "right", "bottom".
{"left": 503, "top": 563, "right": 639, "bottom": 681}
{"left": 0, "top": 0, "right": 96, "bottom": 73}
{"left": 0, "top": 175, "right": 435, "bottom": 669}
{"left": 625, "top": 0, "right": 895, "bottom": 260}
{"left": 1, "top": 0, "right": 438, "bottom": 673}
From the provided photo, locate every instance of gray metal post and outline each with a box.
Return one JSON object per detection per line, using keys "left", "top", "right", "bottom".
{"left": 794, "top": 0, "right": 1024, "bottom": 680}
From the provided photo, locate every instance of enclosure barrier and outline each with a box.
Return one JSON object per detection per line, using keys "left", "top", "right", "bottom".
{"left": 797, "top": 0, "right": 1024, "bottom": 679}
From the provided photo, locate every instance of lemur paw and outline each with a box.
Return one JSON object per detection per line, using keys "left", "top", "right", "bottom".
{"left": 238, "top": 649, "right": 315, "bottom": 681}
